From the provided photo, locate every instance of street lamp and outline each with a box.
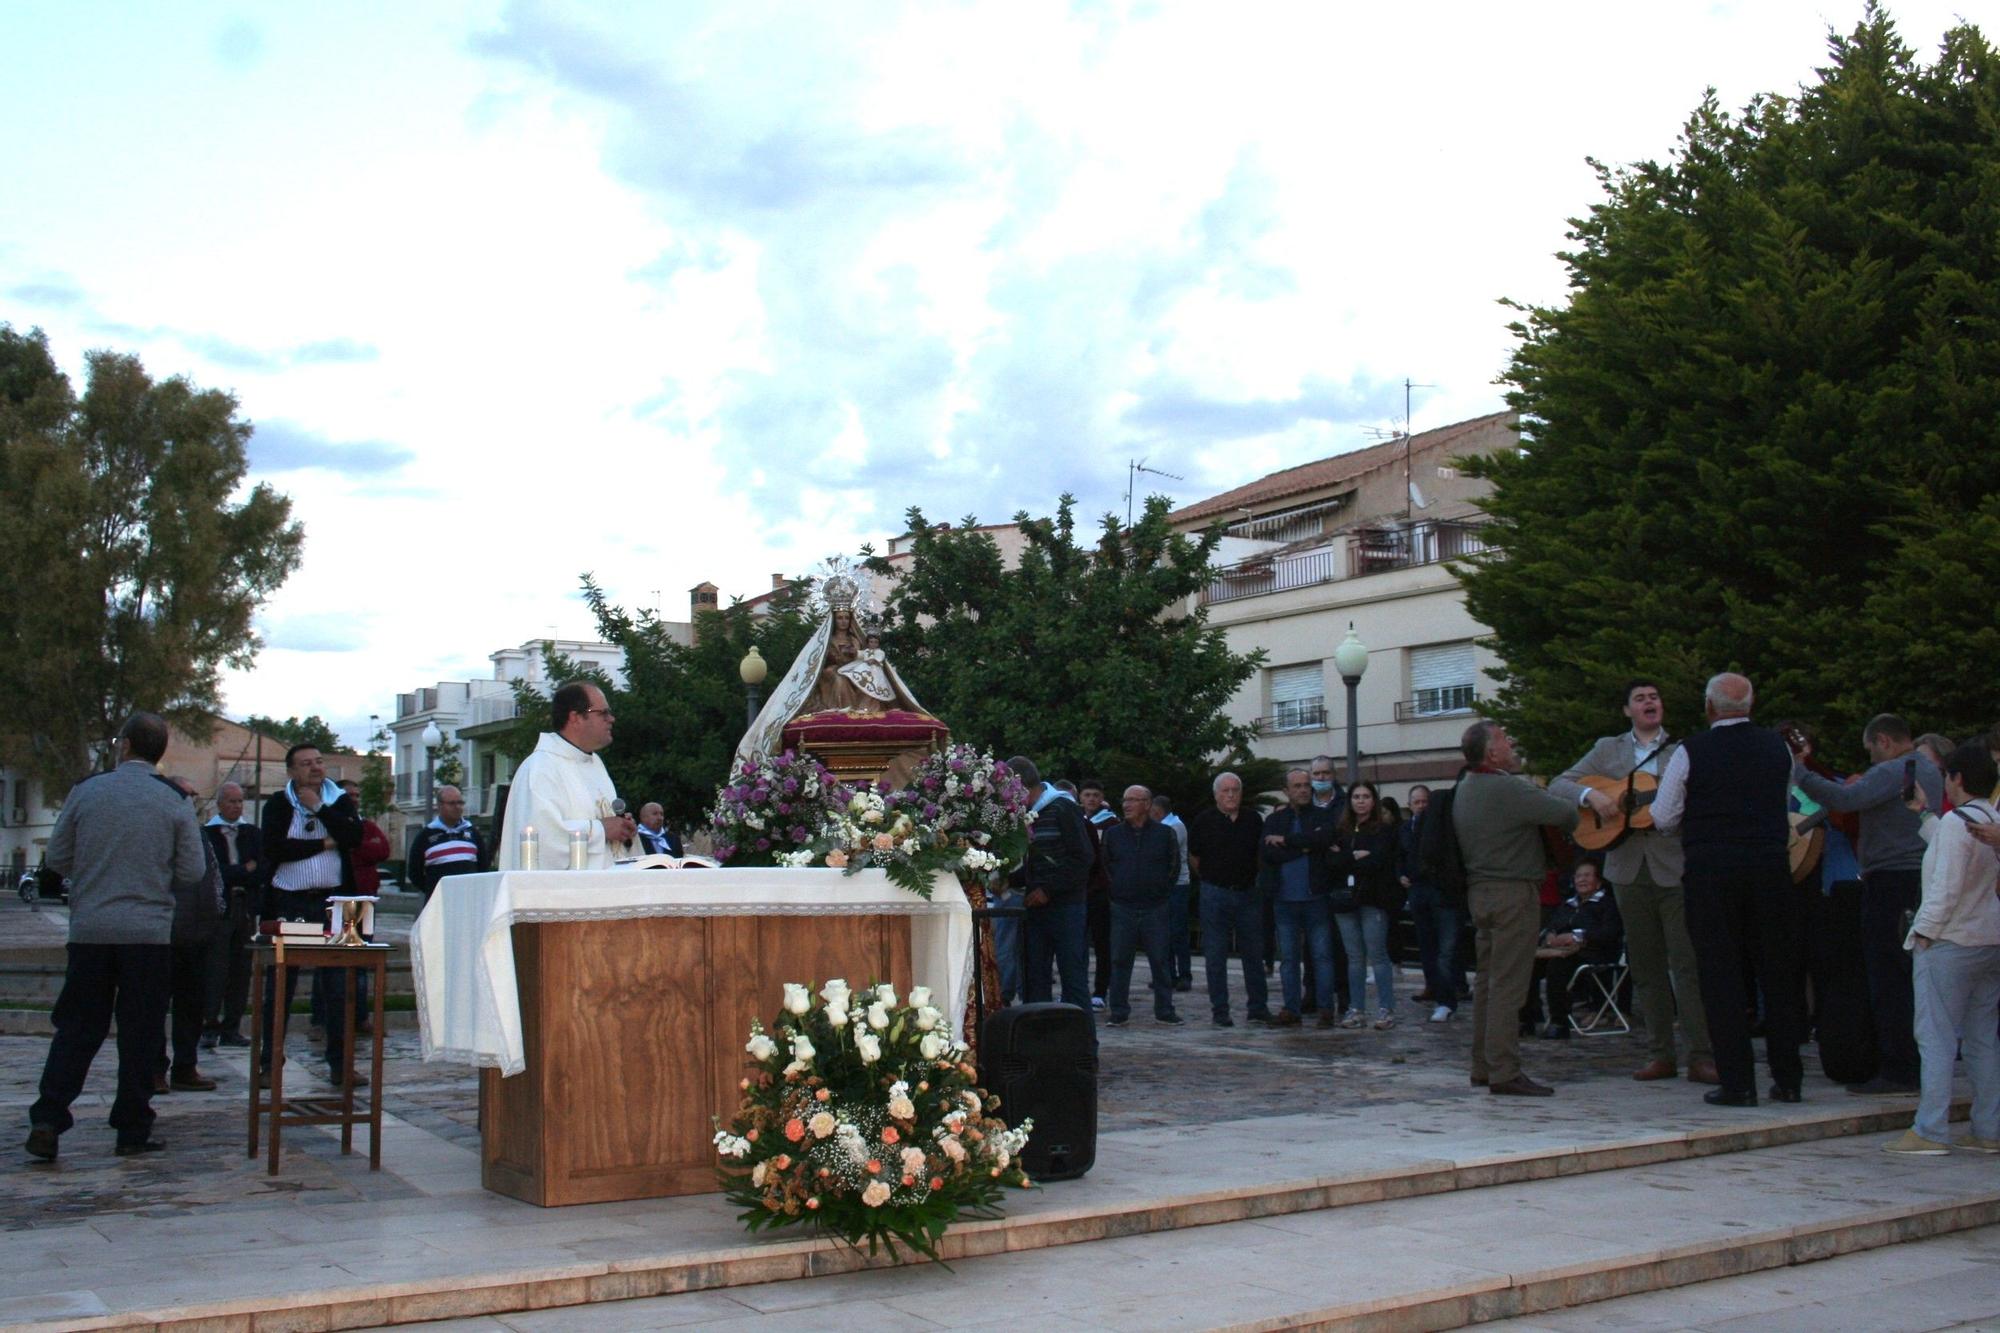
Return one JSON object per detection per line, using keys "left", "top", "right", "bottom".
{"left": 1333, "top": 623, "right": 1369, "bottom": 785}
{"left": 739, "top": 646, "right": 768, "bottom": 729}
{"left": 420, "top": 719, "right": 442, "bottom": 823}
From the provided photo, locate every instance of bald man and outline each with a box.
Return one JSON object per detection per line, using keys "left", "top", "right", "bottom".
{"left": 1652, "top": 673, "right": 1804, "bottom": 1108}
{"left": 636, "top": 802, "right": 682, "bottom": 858}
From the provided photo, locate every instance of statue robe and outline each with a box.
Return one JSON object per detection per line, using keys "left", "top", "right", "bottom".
{"left": 498, "top": 732, "right": 621, "bottom": 870}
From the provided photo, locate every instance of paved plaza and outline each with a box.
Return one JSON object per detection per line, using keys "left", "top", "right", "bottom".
{"left": 3, "top": 891, "right": 2000, "bottom": 1330}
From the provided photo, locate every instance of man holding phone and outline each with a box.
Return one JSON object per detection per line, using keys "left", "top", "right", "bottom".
{"left": 1793, "top": 714, "right": 1942, "bottom": 1096}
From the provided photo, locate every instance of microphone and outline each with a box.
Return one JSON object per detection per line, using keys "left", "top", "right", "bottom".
{"left": 612, "top": 799, "right": 632, "bottom": 850}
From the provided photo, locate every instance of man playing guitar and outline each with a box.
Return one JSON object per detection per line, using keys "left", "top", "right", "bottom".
{"left": 1550, "top": 680, "right": 1720, "bottom": 1085}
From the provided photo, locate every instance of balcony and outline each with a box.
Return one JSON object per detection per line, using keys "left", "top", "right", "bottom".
{"left": 1394, "top": 687, "right": 1478, "bottom": 721}
{"left": 1203, "top": 550, "right": 1340, "bottom": 605}
{"left": 1257, "top": 701, "right": 1328, "bottom": 734}
{"left": 1348, "top": 519, "right": 1492, "bottom": 579}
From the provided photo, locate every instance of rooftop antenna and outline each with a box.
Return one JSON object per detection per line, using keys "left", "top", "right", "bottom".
{"left": 1401, "top": 377, "right": 1435, "bottom": 520}
{"left": 1126, "top": 457, "right": 1186, "bottom": 526}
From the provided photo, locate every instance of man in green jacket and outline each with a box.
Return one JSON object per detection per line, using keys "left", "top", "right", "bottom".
{"left": 1453, "top": 719, "right": 1579, "bottom": 1097}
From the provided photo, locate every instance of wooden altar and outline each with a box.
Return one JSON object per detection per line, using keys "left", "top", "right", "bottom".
{"left": 479, "top": 911, "right": 915, "bottom": 1207}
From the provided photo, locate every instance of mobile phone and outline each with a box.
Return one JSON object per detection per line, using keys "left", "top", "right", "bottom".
{"left": 1902, "top": 757, "right": 1917, "bottom": 802}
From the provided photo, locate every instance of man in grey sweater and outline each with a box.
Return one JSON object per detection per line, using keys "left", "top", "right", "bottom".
{"left": 1792, "top": 712, "right": 1943, "bottom": 1095}
{"left": 26, "top": 713, "right": 207, "bottom": 1161}
{"left": 1453, "top": 719, "right": 1580, "bottom": 1097}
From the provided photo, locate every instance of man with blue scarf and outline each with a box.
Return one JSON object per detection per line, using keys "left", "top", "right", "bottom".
{"left": 1010, "top": 756, "right": 1096, "bottom": 1022}
{"left": 258, "top": 743, "right": 365, "bottom": 1087}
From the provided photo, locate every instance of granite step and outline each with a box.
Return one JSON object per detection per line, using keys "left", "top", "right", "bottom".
{"left": 363, "top": 1129, "right": 2000, "bottom": 1332}
{"left": 4, "top": 1094, "right": 1970, "bottom": 1332}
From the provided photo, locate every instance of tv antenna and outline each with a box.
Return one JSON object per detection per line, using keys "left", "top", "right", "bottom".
{"left": 1364, "top": 378, "right": 1436, "bottom": 519}
{"left": 1125, "top": 458, "right": 1185, "bottom": 526}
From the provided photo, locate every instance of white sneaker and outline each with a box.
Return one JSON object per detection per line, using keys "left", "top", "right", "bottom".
{"left": 1338, "top": 1007, "right": 1365, "bottom": 1029}
{"left": 1373, "top": 1007, "right": 1396, "bottom": 1030}
{"left": 1090, "top": 996, "right": 1106, "bottom": 1011}
{"left": 1429, "top": 1004, "right": 1453, "bottom": 1023}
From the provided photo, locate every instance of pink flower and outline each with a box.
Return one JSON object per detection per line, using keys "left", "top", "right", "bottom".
{"left": 872, "top": 833, "right": 895, "bottom": 852}
{"left": 825, "top": 849, "right": 849, "bottom": 869}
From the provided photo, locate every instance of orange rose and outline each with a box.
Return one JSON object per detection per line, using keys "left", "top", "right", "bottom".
{"left": 882, "top": 1126, "right": 900, "bottom": 1145}
{"left": 815, "top": 1088, "right": 831, "bottom": 1102}
{"left": 745, "top": 1129, "right": 758, "bottom": 1142}
{"left": 783, "top": 1119, "right": 805, "bottom": 1143}
{"left": 866, "top": 1159, "right": 882, "bottom": 1175}
{"left": 807, "top": 1197, "right": 821, "bottom": 1210}
{"left": 930, "top": 1176, "right": 944, "bottom": 1190}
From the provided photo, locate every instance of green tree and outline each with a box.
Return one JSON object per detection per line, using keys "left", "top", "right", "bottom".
{"left": 358, "top": 719, "right": 393, "bottom": 818}
{"left": 495, "top": 580, "right": 819, "bottom": 832}
{"left": 243, "top": 714, "right": 343, "bottom": 755}
{"left": 0, "top": 327, "right": 304, "bottom": 791}
{"left": 862, "top": 495, "right": 1261, "bottom": 797}
{"left": 1460, "top": 7, "right": 2000, "bottom": 773}
{"left": 426, "top": 729, "right": 466, "bottom": 790}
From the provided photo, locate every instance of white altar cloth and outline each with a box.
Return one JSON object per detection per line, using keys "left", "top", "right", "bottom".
{"left": 412, "top": 866, "right": 973, "bottom": 1076}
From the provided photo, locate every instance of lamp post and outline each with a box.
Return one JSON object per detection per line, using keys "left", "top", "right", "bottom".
{"left": 739, "top": 646, "right": 768, "bottom": 729}
{"left": 420, "top": 719, "right": 442, "bottom": 823}
{"left": 1332, "top": 623, "right": 1369, "bottom": 785}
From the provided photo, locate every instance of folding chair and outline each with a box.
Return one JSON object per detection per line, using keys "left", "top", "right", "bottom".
{"left": 1566, "top": 949, "right": 1631, "bottom": 1036}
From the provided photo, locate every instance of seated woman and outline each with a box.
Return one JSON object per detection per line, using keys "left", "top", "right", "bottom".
{"left": 1526, "top": 857, "right": 1625, "bottom": 1038}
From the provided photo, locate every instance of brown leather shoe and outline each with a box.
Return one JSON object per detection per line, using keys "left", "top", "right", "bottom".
{"left": 1686, "top": 1059, "right": 1721, "bottom": 1086}
{"left": 1489, "top": 1075, "right": 1554, "bottom": 1097}
{"left": 1270, "top": 1009, "right": 1301, "bottom": 1027}
{"left": 152, "top": 1073, "right": 170, "bottom": 1095}
{"left": 169, "top": 1069, "right": 217, "bottom": 1092}
{"left": 1632, "top": 1059, "right": 1678, "bottom": 1082}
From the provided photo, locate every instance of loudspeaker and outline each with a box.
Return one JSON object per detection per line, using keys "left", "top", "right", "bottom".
{"left": 978, "top": 1002, "right": 1097, "bottom": 1181}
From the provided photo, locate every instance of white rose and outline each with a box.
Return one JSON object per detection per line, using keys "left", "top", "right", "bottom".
{"left": 866, "top": 1002, "right": 890, "bottom": 1030}
{"left": 861, "top": 808, "right": 883, "bottom": 825}
{"left": 751, "top": 1162, "right": 767, "bottom": 1186}
{"left": 915, "top": 1006, "right": 940, "bottom": 1031}
{"left": 745, "top": 1033, "right": 777, "bottom": 1061}
{"left": 826, "top": 1002, "right": 849, "bottom": 1028}
{"left": 820, "top": 979, "right": 851, "bottom": 1004}
{"left": 919, "top": 1031, "right": 947, "bottom": 1059}
{"left": 782, "top": 983, "right": 810, "bottom": 1015}
{"left": 887, "top": 1095, "right": 916, "bottom": 1120}
{"left": 855, "top": 1031, "right": 882, "bottom": 1064}
{"left": 876, "top": 983, "right": 898, "bottom": 1008}
{"left": 908, "top": 987, "right": 932, "bottom": 1009}
{"left": 792, "top": 1034, "right": 816, "bottom": 1062}
{"left": 809, "top": 1111, "right": 836, "bottom": 1138}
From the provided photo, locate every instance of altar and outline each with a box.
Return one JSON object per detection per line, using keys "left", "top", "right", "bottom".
{"left": 412, "top": 867, "right": 973, "bottom": 1206}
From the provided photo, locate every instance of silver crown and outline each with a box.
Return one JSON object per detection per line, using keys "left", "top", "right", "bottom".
{"left": 823, "top": 574, "right": 860, "bottom": 609}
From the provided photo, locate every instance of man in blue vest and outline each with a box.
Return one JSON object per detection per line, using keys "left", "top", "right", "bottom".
{"left": 1651, "top": 672, "right": 1804, "bottom": 1107}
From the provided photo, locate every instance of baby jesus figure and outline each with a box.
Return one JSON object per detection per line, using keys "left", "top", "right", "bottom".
{"left": 834, "top": 634, "right": 898, "bottom": 707}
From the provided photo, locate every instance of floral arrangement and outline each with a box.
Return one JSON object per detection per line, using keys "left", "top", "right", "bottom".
{"left": 715, "top": 978, "right": 1032, "bottom": 1260}
{"left": 708, "top": 749, "right": 853, "bottom": 867}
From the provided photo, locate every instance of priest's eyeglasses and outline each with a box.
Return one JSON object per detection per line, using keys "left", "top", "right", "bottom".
{"left": 582, "top": 707, "right": 616, "bottom": 719}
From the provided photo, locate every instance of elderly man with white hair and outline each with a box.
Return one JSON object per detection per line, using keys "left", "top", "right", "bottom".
{"left": 1651, "top": 672, "right": 1805, "bottom": 1108}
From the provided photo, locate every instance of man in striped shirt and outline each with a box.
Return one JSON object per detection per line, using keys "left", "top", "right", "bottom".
{"left": 408, "top": 786, "right": 489, "bottom": 898}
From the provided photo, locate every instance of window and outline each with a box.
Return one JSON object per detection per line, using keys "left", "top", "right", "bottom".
{"left": 1409, "top": 642, "right": 1476, "bottom": 716}
{"left": 1269, "top": 663, "right": 1326, "bottom": 732}
{"left": 481, "top": 754, "right": 496, "bottom": 788}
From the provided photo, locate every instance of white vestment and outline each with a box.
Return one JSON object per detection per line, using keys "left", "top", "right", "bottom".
{"left": 497, "top": 732, "right": 620, "bottom": 871}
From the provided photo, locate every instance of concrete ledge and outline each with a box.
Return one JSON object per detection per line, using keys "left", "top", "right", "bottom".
{"left": 18, "top": 1099, "right": 1969, "bottom": 1333}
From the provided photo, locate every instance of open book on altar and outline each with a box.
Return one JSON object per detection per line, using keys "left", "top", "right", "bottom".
{"left": 612, "top": 853, "right": 722, "bottom": 870}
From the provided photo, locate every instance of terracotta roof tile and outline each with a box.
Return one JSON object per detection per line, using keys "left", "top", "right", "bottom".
{"left": 1170, "top": 410, "right": 1515, "bottom": 524}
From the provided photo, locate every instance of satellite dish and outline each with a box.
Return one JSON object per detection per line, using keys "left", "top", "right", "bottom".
{"left": 1408, "top": 480, "right": 1431, "bottom": 511}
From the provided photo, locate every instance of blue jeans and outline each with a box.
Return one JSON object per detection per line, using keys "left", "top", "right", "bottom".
{"left": 1407, "top": 881, "right": 1465, "bottom": 1009}
{"left": 1335, "top": 906, "right": 1396, "bottom": 1013}
{"left": 1024, "top": 896, "right": 1093, "bottom": 1024}
{"left": 992, "top": 887, "right": 1024, "bottom": 1003}
{"left": 1200, "top": 882, "right": 1268, "bottom": 1017}
{"left": 1274, "top": 897, "right": 1336, "bottom": 1017}
{"left": 1167, "top": 880, "right": 1193, "bottom": 986}
{"left": 1109, "top": 901, "right": 1176, "bottom": 1020}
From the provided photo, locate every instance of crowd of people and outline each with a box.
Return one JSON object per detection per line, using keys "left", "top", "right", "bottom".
{"left": 22, "top": 677, "right": 2000, "bottom": 1163}
{"left": 995, "top": 674, "right": 2000, "bottom": 1151}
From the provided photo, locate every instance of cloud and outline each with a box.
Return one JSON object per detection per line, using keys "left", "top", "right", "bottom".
{"left": 1121, "top": 375, "right": 1399, "bottom": 444}
{"left": 263, "top": 612, "right": 368, "bottom": 654}
{"left": 7, "top": 280, "right": 86, "bottom": 309}
{"left": 247, "top": 419, "right": 414, "bottom": 475}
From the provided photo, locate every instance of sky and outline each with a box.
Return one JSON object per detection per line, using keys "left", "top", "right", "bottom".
{"left": 0, "top": 0, "right": 1978, "bottom": 750}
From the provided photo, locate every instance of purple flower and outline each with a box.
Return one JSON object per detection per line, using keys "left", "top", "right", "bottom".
{"left": 948, "top": 757, "right": 965, "bottom": 772}
{"left": 777, "top": 802, "right": 791, "bottom": 815}
{"left": 791, "top": 826, "right": 809, "bottom": 843}
{"left": 925, "top": 804, "right": 941, "bottom": 820}
{"left": 756, "top": 837, "right": 770, "bottom": 851}
{"left": 783, "top": 777, "right": 799, "bottom": 794}
{"left": 923, "top": 776, "right": 940, "bottom": 791}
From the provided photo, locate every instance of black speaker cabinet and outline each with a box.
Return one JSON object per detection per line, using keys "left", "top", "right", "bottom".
{"left": 978, "top": 1002, "right": 1097, "bottom": 1181}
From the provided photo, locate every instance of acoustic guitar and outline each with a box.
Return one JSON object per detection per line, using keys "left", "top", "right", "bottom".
{"left": 1788, "top": 812, "right": 1825, "bottom": 885}
{"left": 1571, "top": 771, "right": 1660, "bottom": 852}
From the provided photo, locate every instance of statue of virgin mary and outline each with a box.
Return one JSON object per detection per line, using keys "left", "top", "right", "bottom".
{"left": 733, "top": 573, "right": 940, "bottom": 773}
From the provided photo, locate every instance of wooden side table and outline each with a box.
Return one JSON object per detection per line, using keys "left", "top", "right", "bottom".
{"left": 247, "top": 940, "right": 391, "bottom": 1174}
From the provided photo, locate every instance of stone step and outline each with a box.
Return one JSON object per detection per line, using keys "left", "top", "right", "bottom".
{"left": 3, "top": 1091, "right": 1971, "bottom": 1331}
{"left": 367, "top": 1130, "right": 2000, "bottom": 1332}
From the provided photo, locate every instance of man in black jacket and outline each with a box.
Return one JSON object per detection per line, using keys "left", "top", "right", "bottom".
{"left": 1529, "top": 858, "right": 1624, "bottom": 1038}
{"left": 201, "top": 783, "right": 262, "bottom": 1050}
{"left": 1261, "top": 769, "right": 1350, "bottom": 1027}
{"left": 1099, "top": 785, "right": 1184, "bottom": 1027}
{"left": 1010, "top": 757, "right": 1095, "bottom": 1021}
{"left": 1190, "top": 771, "right": 1269, "bottom": 1026}
{"left": 259, "top": 743, "right": 365, "bottom": 1085}
{"left": 408, "top": 786, "right": 490, "bottom": 896}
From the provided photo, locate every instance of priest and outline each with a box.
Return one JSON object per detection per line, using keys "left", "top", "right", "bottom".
{"left": 498, "top": 682, "right": 637, "bottom": 870}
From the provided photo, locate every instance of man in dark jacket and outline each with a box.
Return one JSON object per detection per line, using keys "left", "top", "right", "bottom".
{"left": 27, "top": 713, "right": 207, "bottom": 1160}
{"left": 159, "top": 777, "right": 226, "bottom": 1094}
{"left": 1400, "top": 785, "right": 1466, "bottom": 1022}
{"left": 1190, "top": 771, "right": 1269, "bottom": 1026}
{"left": 408, "top": 785, "right": 490, "bottom": 896}
{"left": 201, "top": 782, "right": 262, "bottom": 1050}
{"left": 1098, "top": 784, "right": 1184, "bottom": 1027}
{"left": 1262, "top": 768, "right": 1347, "bottom": 1027}
{"left": 1010, "top": 757, "right": 1095, "bottom": 1020}
{"left": 259, "top": 743, "right": 365, "bottom": 1085}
